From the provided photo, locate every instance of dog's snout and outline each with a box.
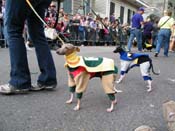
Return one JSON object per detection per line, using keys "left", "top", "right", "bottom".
{"left": 113, "top": 48, "right": 118, "bottom": 53}
{"left": 56, "top": 48, "right": 66, "bottom": 55}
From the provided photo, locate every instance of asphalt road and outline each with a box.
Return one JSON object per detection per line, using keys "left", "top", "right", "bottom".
{"left": 0, "top": 46, "right": 175, "bottom": 131}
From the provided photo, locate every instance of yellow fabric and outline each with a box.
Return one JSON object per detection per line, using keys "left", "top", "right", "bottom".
{"left": 133, "top": 58, "right": 138, "bottom": 64}
{"left": 74, "top": 72, "right": 90, "bottom": 93}
{"left": 68, "top": 72, "right": 76, "bottom": 87}
{"left": 101, "top": 74, "right": 116, "bottom": 94}
{"left": 158, "top": 16, "right": 174, "bottom": 29}
{"left": 65, "top": 52, "right": 115, "bottom": 72}
{"left": 145, "top": 43, "right": 152, "bottom": 48}
{"left": 65, "top": 52, "right": 80, "bottom": 66}
{"left": 67, "top": 71, "right": 116, "bottom": 94}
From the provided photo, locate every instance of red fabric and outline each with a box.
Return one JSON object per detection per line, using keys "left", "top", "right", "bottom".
{"left": 69, "top": 66, "right": 96, "bottom": 78}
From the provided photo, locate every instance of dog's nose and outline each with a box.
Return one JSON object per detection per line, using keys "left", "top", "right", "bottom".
{"left": 56, "top": 49, "right": 60, "bottom": 54}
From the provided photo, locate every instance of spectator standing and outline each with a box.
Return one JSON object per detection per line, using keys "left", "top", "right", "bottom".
{"left": 88, "top": 19, "right": 97, "bottom": 46}
{"left": 61, "top": 13, "right": 70, "bottom": 32}
{"left": 169, "top": 23, "right": 175, "bottom": 52}
{"left": 0, "top": 0, "right": 57, "bottom": 94}
{"left": 78, "top": 16, "right": 86, "bottom": 45}
{"left": 71, "top": 14, "right": 81, "bottom": 42}
{"left": 59, "top": 8, "right": 65, "bottom": 18}
{"left": 142, "top": 17, "right": 153, "bottom": 49}
{"left": 155, "top": 10, "right": 174, "bottom": 57}
{"left": 110, "top": 13, "right": 116, "bottom": 23}
{"left": 127, "top": 7, "right": 145, "bottom": 52}
{"left": 77, "top": 5, "right": 84, "bottom": 16}
{"left": 152, "top": 19, "right": 159, "bottom": 47}
{"left": 103, "top": 17, "right": 111, "bottom": 46}
{"left": 45, "top": 2, "right": 57, "bottom": 28}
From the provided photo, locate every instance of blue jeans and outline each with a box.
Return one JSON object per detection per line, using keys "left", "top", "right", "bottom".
{"left": 127, "top": 28, "right": 142, "bottom": 51}
{"left": 155, "top": 29, "right": 171, "bottom": 56}
{"left": 4, "top": 0, "right": 57, "bottom": 89}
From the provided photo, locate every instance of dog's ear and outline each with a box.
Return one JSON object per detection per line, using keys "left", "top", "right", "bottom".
{"left": 65, "top": 44, "right": 74, "bottom": 50}
{"left": 113, "top": 46, "right": 120, "bottom": 53}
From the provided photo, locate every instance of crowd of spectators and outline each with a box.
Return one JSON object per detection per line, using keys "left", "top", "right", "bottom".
{"left": 44, "top": 2, "right": 130, "bottom": 47}
{"left": 0, "top": 1, "right": 175, "bottom": 53}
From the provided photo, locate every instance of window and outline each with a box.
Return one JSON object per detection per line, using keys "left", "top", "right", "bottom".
{"left": 84, "top": 0, "right": 90, "bottom": 15}
{"left": 110, "top": 2, "right": 115, "bottom": 15}
{"left": 120, "top": 6, "right": 124, "bottom": 24}
{"left": 127, "top": 9, "right": 131, "bottom": 24}
{"left": 63, "top": 0, "right": 72, "bottom": 14}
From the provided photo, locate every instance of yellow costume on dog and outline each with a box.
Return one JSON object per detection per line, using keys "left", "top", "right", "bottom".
{"left": 56, "top": 44, "right": 119, "bottom": 112}
{"left": 65, "top": 51, "right": 118, "bottom": 99}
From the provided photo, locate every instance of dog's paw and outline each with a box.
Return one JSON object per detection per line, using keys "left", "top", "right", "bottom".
{"left": 66, "top": 99, "right": 73, "bottom": 104}
{"left": 115, "top": 79, "right": 122, "bottom": 84}
{"left": 114, "top": 87, "right": 123, "bottom": 93}
{"left": 106, "top": 100, "right": 117, "bottom": 112}
{"left": 74, "top": 105, "right": 80, "bottom": 111}
{"left": 146, "top": 85, "right": 152, "bottom": 92}
{"left": 106, "top": 108, "right": 113, "bottom": 112}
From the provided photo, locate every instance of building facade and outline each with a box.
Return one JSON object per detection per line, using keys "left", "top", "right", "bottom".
{"left": 60, "top": 0, "right": 174, "bottom": 24}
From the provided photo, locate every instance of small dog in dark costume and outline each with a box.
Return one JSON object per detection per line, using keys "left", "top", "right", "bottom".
{"left": 113, "top": 46, "right": 159, "bottom": 92}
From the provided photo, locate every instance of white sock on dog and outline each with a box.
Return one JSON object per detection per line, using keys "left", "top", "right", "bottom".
{"left": 116, "top": 75, "right": 125, "bottom": 84}
{"left": 146, "top": 80, "right": 152, "bottom": 92}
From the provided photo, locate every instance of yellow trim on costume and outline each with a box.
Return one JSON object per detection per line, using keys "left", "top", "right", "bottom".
{"left": 133, "top": 58, "right": 138, "bottom": 64}
{"left": 145, "top": 43, "right": 152, "bottom": 48}
{"left": 65, "top": 52, "right": 80, "bottom": 66}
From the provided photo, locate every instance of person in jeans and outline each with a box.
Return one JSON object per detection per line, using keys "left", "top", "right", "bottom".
{"left": 154, "top": 10, "right": 174, "bottom": 57}
{"left": 127, "top": 7, "right": 145, "bottom": 52}
{"left": 0, "top": 0, "right": 57, "bottom": 94}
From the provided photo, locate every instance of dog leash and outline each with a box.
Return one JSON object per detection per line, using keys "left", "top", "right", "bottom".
{"left": 26, "top": 0, "right": 65, "bottom": 45}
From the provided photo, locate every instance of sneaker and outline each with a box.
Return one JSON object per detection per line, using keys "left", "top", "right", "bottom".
{"left": 169, "top": 50, "right": 175, "bottom": 53}
{"left": 154, "top": 53, "right": 158, "bottom": 57}
{"left": 0, "top": 84, "right": 29, "bottom": 94}
{"left": 30, "top": 83, "right": 57, "bottom": 91}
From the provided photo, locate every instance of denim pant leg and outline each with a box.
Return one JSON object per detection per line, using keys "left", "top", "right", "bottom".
{"left": 163, "top": 30, "right": 171, "bottom": 56}
{"left": 4, "top": 0, "right": 31, "bottom": 89}
{"left": 135, "top": 29, "right": 142, "bottom": 51}
{"left": 127, "top": 29, "right": 135, "bottom": 51}
{"left": 155, "top": 30, "right": 164, "bottom": 54}
{"left": 27, "top": 1, "right": 57, "bottom": 86}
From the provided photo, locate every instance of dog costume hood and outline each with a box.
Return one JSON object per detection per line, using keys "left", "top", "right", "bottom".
{"left": 113, "top": 47, "right": 149, "bottom": 61}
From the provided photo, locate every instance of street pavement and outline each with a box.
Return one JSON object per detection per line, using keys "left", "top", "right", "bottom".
{"left": 0, "top": 46, "right": 175, "bottom": 131}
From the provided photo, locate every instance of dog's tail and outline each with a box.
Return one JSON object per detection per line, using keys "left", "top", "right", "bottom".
{"left": 149, "top": 59, "right": 160, "bottom": 75}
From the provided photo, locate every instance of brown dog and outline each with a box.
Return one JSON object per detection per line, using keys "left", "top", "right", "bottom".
{"left": 56, "top": 44, "right": 121, "bottom": 112}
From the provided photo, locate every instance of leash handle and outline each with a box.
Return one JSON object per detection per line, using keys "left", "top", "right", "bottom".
{"left": 26, "top": 0, "right": 65, "bottom": 45}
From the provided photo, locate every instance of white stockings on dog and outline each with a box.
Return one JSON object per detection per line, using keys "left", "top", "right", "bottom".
{"left": 66, "top": 93, "right": 74, "bottom": 104}
{"left": 146, "top": 80, "right": 152, "bottom": 92}
{"left": 74, "top": 99, "right": 80, "bottom": 111}
{"left": 116, "top": 75, "right": 125, "bottom": 84}
{"left": 107, "top": 99, "right": 117, "bottom": 112}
